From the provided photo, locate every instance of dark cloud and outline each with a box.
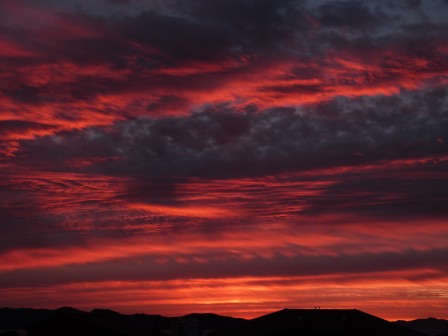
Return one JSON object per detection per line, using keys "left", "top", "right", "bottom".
{"left": 117, "top": 10, "right": 234, "bottom": 62}
{"left": 145, "top": 96, "right": 189, "bottom": 114}
{"left": 105, "top": 0, "right": 133, "bottom": 4}
{"left": 318, "top": 1, "right": 386, "bottom": 31}
{"left": 15, "top": 87, "right": 448, "bottom": 179}
{"left": 405, "top": 0, "right": 422, "bottom": 9}
{"left": 2, "top": 85, "right": 56, "bottom": 104}
{"left": 175, "top": 0, "right": 308, "bottom": 51}
{"left": 6, "top": 87, "right": 447, "bottom": 229}
{"left": 0, "top": 0, "right": 447, "bottom": 113}
{"left": 301, "top": 165, "right": 448, "bottom": 220}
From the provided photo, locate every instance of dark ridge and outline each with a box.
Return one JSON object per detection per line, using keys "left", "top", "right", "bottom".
{"left": 0, "top": 307, "right": 431, "bottom": 336}
{"left": 396, "top": 318, "right": 448, "bottom": 336}
{"left": 91, "top": 309, "right": 122, "bottom": 316}
{"left": 243, "top": 308, "right": 426, "bottom": 336}
{"left": 55, "top": 307, "right": 83, "bottom": 314}
{"left": 182, "top": 312, "right": 247, "bottom": 331}
{"left": 0, "top": 308, "right": 63, "bottom": 329}
{"left": 27, "top": 314, "right": 126, "bottom": 336}
{"left": 87, "top": 309, "right": 170, "bottom": 335}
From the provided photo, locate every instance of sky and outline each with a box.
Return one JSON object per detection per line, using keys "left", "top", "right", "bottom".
{"left": 0, "top": 0, "right": 448, "bottom": 320}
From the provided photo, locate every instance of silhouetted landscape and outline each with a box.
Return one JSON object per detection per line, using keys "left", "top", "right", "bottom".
{"left": 396, "top": 318, "right": 448, "bottom": 336}
{"left": 1, "top": 307, "right": 447, "bottom": 336}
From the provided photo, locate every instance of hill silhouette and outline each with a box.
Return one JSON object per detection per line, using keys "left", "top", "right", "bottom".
{"left": 0, "top": 307, "right": 434, "bottom": 336}
{"left": 238, "top": 308, "right": 425, "bottom": 336}
{"left": 396, "top": 318, "right": 448, "bottom": 336}
{"left": 183, "top": 312, "right": 246, "bottom": 331}
{"left": 27, "top": 314, "right": 126, "bottom": 336}
{"left": 0, "top": 307, "right": 83, "bottom": 330}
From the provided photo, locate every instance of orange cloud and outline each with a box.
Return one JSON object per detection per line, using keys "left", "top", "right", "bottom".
{"left": 128, "top": 203, "right": 236, "bottom": 219}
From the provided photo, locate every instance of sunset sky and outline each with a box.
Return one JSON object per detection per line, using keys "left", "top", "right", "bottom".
{"left": 1, "top": 0, "right": 448, "bottom": 320}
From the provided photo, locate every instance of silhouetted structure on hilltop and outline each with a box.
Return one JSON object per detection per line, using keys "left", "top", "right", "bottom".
{"left": 236, "top": 308, "right": 425, "bottom": 336}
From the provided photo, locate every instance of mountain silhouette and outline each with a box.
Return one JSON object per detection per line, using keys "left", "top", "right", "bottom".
{"left": 0, "top": 307, "right": 83, "bottom": 330}
{"left": 237, "top": 308, "right": 425, "bottom": 336}
{"left": 0, "top": 307, "right": 432, "bottom": 336}
{"left": 183, "top": 313, "right": 246, "bottom": 330}
{"left": 396, "top": 318, "right": 448, "bottom": 336}
{"left": 27, "top": 314, "right": 126, "bottom": 336}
